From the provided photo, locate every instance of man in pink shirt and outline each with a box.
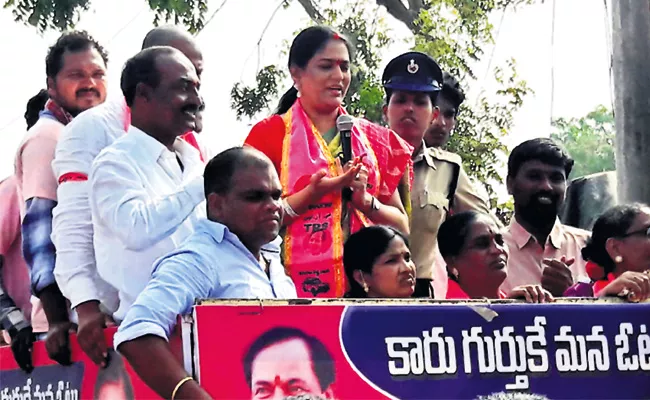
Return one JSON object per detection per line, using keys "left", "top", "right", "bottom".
{"left": 0, "top": 176, "right": 48, "bottom": 372}
{"left": 14, "top": 31, "right": 109, "bottom": 366}
{"left": 502, "top": 138, "right": 590, "bottom": 296}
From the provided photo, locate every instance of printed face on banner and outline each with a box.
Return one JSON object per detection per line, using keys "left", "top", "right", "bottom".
{"left": 93, "top": 350, "right": 135, "bottom": 400}
{"left": 305, "top": 229, "right": 332, "bottom": 256}
{"left": 96, "top": 380, "right": 130, "bottom": 400}
{"left": 250, "top": 338, "right": 332, "bottom": 399}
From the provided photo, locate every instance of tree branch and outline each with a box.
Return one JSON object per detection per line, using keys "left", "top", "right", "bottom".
{"left": 407, "top": 0, "right": 424, "bottom": 11}
{"left": 239, "top": 0, "right": 287, "bottom": 79}
{"left": 197, "top": 0, "right": 229, "bottom": 35}
{"left": 375, "top": 0, "right": 421, "bottom": 30}
{"left": 296, "top": 0, "right": 325, "bottom": 23}
{"left": 294, "top": 0, "right": 423, "bottom": 35}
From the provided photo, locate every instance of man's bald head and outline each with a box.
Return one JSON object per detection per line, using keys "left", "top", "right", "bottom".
{"left": 204, "top": 147, "right": 275, "bottom": 197}
{"left": 142, "top": 25, "right": 192, "bottom": 48}
{"left": 142, "top": 25, "right": 203, "bottom": 77}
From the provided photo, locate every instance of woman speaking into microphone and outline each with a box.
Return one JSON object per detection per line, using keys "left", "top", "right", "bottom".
{"left": 245, "top": 26, "right": 412, "bottom": 298}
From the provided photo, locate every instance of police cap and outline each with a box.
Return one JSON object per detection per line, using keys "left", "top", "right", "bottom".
{"left": 382, "top": 51, "right": 443, "bottom": 93}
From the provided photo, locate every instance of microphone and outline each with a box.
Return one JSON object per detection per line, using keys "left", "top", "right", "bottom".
{"left": 337, "top": 115, "right": 354, "bottom": 164}
{"left": 336, "top": 115, "right": 355, "bottom": 201}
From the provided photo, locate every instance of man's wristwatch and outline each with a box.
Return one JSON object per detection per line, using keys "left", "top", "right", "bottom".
{"left": 368, "top": 196, "right": 380, "bottom": 214}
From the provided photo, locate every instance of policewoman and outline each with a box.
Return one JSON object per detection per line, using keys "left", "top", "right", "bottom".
{"left": 382, "top": 52, "right": 493, "bottom": 298}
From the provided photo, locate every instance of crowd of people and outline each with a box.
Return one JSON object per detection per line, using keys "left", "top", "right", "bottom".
{"left": 0, "top": 22, "right": 648, "bottom": 399}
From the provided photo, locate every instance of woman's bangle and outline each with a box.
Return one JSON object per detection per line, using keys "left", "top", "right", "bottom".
{"left": 282, "top": 198, "right": 299, "bottom": 218}
{"left": 171, "top": 376, "right": 194, "bottom": 400}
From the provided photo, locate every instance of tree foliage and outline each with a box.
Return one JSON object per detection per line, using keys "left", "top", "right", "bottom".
{"left": 551, "top": 105, "right": 616, "bottom": 179}
{"left": 231, "top": 65, "right": 286, "bottom": 118}
{"left": 147, "top": 0, "right": 208, "bottom": 34}
{"left": 4, "top": 0, "right": 90, "bottom": 31}
{"left": 3, "top": 0, "right": 208, "bottom": 33}
{"left": 407, "top": 0, "right": 533, "bottom": 208}
{"left": 448, "top": 60, "right": 529, "bottom": 200}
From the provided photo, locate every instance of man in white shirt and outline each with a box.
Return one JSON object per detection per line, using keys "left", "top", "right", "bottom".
{"left": 115, "top": 147, "right": 296, "bottom": 400}
{"left": 51, "top": 26, "right": 208, "bottom": 367}
{"left": 90, "top": 46, "right": 204, "bottom": 325}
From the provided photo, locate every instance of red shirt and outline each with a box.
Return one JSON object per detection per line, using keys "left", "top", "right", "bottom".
{"left": 244, "top": 115, "right": 286, "bottom": 174}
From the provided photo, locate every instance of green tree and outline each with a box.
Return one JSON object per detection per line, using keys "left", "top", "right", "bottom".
{"left": 551, "top": 105, "right": 616, "bottom": 179}
{"left": 4, "top": 0, "right": 208, "bottom": 33}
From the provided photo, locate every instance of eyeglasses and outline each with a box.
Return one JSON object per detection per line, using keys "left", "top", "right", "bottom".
{"left": 619, "top": 226, "right": 650, "bottom": 238}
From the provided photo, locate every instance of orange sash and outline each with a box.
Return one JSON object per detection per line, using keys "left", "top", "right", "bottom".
{"left": 280, "top": 100, "right": 412, "bottom": 298}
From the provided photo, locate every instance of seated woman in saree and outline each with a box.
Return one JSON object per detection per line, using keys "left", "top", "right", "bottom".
{"left": 245, "top": 26, "right": 412, "bottom": 298}
{"left": 342, "top": 225, "right": 416, "bottom": 298}
{"left": 566, "top": 203, "right": 650, "bottom": 302}
{"left": 439, "top": 211, "right": 553, "bottom": 303}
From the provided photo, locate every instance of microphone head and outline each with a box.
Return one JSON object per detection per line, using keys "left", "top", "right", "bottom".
{"left": 336, "top": 115, "right": 355, "bottom": 132}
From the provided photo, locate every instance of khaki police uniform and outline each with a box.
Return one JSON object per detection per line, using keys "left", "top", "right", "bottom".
{"left": 410, "top": 142, "right": 493, "bottom": 282}
{"left": 383, "top": 51, "right": 495, "bottom": 298}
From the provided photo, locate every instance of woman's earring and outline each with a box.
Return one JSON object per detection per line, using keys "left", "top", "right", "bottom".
{"left": 615, "top": 255, "right": 623, "bottom": 264}
{"left": 361, "top": 278, "right": 369, "bottom": 293}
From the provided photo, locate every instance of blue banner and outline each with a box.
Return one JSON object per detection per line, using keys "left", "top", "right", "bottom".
{"left": 340, "top": 302, "right": 650, "bottom": 399}
{"left": 0, "top": 363, "right": 84, "bottom": 400}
